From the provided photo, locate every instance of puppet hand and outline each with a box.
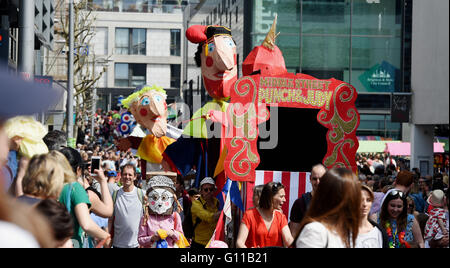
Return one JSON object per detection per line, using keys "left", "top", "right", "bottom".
{"left": 207, "top": 110, "right": 228, "bottom": 126}
{"left": 116, "top": 138, "right": 131, "bottom": 151}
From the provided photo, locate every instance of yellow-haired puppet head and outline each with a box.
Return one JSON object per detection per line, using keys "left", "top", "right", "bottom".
{"left": 121, "top": 85, "right": 168, "bottom": 138}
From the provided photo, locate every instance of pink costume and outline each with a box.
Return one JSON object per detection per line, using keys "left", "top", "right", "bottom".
{"left": 138, "top": 213, "right": 183, "bottom": 248}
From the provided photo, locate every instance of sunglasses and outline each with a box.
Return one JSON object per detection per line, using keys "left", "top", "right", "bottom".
{"left": 272, "top": 182, "right": 283, "bottom": 192}
{"left": 202, "top": 187, "right": 215, "bottom": 193}
{"left": 388, "top": 189, "right": 405, "bottom": 199}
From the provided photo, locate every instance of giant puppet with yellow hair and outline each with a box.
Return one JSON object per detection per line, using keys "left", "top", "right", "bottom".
{"left": 116, "top": 85, "right": 182, "bottom": 174}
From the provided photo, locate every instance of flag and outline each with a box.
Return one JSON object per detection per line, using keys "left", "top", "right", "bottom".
{"left": 207, "top": 177, "right": 241, "bottom": 247}
{"left": 206, "top": 192, "right": 229, "bottom": 247}
{"left": 245, "top": 170, "right": 312, "bottom": 219}
{"left": 217, "top": 178, "right": 244, "bottom": 212}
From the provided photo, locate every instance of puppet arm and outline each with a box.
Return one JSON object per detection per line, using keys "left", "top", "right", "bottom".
{"left": 207, "top": 110, "right": 228, "bottom": 127}
{"left": 116, "top": 136, "right": 142, "bottom": 151}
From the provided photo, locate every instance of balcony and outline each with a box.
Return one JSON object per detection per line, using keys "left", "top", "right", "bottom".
{"left": 86, "top": 1, "right": 187, "bottom": 14}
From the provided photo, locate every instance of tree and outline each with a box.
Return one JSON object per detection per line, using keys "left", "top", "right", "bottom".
{"left": 47, "top": 0, "right": 110, "bottom": 141}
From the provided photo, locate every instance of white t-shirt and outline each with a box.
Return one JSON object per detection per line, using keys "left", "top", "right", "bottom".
{"left": 113, "top": 187, "right": 143, "bottom": 248}
{"left": 355, "top": 226, "right": 383, "bottom": 248}
{"left": 0, "top": 221, "right": 40, "bottom": 248}
{"left": 296, "top": 221, "right": 348, "bottom": 248}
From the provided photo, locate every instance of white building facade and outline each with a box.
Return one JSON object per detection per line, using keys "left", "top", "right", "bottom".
{"left": 88, "top": 1, "right": 187, "bottom": 110}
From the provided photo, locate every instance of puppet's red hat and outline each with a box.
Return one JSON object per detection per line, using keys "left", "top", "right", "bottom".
{"left": 186, "top": 25, "right": 232, "bottom": 44}
{"left": 243, "top": 15, "right": 287, "bottom": 76}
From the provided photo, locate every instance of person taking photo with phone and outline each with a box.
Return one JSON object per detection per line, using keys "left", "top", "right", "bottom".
{"left": 58, "top": 147, "right": 112, "bottom": 248}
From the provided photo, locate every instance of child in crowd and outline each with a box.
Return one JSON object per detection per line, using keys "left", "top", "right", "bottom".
{"left": 424, "top": 190, "right": 448, "bottom": 247}
{"left": 35, "top": 199, "right": 74, "bottom": 248}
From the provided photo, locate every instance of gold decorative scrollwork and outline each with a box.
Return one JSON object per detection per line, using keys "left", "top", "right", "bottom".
{"left": 324, "top": 139, "right": 356, "bottom": 168}
{"left": 229, "top": 137, "right": 259, "bottom": 177}
{"left": 229, "top": 77, "right": 259, "bottom": 140}
{"left": 318, "top": 83, "right": 358, "bottom": 144}
{"left": 320, "top": 82, "right": 359, "bottom": 171}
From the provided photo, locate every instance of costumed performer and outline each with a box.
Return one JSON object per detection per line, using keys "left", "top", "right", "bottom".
{"left": 137, "top": 175, "right": 189, "bottom": 248}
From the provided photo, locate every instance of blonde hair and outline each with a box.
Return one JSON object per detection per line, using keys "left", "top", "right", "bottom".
{"left": 48, "top": 150, "right": 77, "bottom": 184}
{"left": 22, "top": 153, "right": 65, "bottom": 199}
{"left": 121, "top": 85, "right": 167, "bottom": 109}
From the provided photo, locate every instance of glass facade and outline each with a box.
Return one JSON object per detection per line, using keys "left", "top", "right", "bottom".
{"left": 251, "top": 0, "right": 405, "bottom": 139}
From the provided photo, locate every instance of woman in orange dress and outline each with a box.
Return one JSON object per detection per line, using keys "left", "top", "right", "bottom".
{"left": 236, "top": 182, "right": 294, "bottom": 248}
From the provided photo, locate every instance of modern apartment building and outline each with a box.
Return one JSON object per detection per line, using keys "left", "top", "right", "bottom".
{"left": 45, "top": 0, "right": 190, "bottom": 114}
{"left": 86, "top": 0, "right": 190, "bottom": 110}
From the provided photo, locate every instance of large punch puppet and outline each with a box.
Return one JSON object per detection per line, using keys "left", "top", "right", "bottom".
{"left": 116, "top": 85, "right": 182, "bottom": 176}
{"left": 164, "top": 25, "right": 238, "bottom": 190}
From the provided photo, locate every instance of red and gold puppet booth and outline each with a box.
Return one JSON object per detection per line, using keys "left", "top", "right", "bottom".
{"left": 220, "top": 18, "right": 361, "bottom": 213}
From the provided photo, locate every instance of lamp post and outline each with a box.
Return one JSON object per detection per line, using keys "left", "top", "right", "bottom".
{"left": 90, "top": 57, "right": 112, "bottom": 137}
{"left": 67, "top": 0, "right": 75, "bottom": 147}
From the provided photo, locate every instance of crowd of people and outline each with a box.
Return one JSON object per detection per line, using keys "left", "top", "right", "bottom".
{"left": 0, "top": 109, "right": 449, "bottom": 248}
{"left": 1, "top": 125, "right": 448, "bottom": 248}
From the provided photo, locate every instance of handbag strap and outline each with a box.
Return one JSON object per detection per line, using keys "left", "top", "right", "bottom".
{"left": 65, "top": 182, "right": 75, "bottom": 213}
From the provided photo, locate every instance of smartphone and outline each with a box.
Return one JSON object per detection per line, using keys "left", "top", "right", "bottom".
{"left": 90, "top": 156, "right": 101, "bottom": 176}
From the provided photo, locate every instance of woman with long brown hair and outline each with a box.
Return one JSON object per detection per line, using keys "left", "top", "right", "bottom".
{"left": 295, "top": 167, "right": 361, "bottom": 248}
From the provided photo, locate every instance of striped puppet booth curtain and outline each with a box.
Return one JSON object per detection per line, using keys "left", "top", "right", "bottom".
{"left": 245, "top": 170, "right": 312, "bottom": 219}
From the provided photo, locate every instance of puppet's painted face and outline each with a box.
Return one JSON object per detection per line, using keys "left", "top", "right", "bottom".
{"left": 130, "top": 90, "right": 168, "bottom": 138}
{"left": 200, "top": 35, "right": 238, "bottom": 100}
{"left": 147, "top": 188, "right": 174, "bottom": 215}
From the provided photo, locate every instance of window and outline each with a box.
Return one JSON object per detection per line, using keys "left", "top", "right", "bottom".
{"left": 115, "top": 63, "right": 146, "bottom": 87}
{"left": 170, "top": 64, "right": 181, "bottom": 88}
{"left": 115, "top": 63, "right": 129, "bottom": 87}
{"left": 170, "top": 29, "right": 181, "bottom": 56}
{"left": 88, "top": 0, "right": 113, "bottom": 11}
{"left": 115, "top": 28, "right": 146, "bottom": 55}
{"left": 131, "top": 29, "right": 146, "bottom": 55}
{"left": 115, "top": 28, "right": 129, "bottom": 54}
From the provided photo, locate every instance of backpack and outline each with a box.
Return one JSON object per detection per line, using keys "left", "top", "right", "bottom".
{"left": 182, "top": 198, "right": 207, "bottom": 240}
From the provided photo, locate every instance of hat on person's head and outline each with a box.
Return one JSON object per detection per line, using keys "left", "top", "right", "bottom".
{"left": 107, "top": 170, "right": 117, "bottom": 177}
{"left": 427, "top": 190, "right": 445, "bottom": 207}
{"left": 0, "top": 67, "right": 61, "bottom": 122}
{"left": 148, "top": 175, "right": 176, "bottom": 192}
{"left": 200, "top": 177, "right": 216, "bottom": 188}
